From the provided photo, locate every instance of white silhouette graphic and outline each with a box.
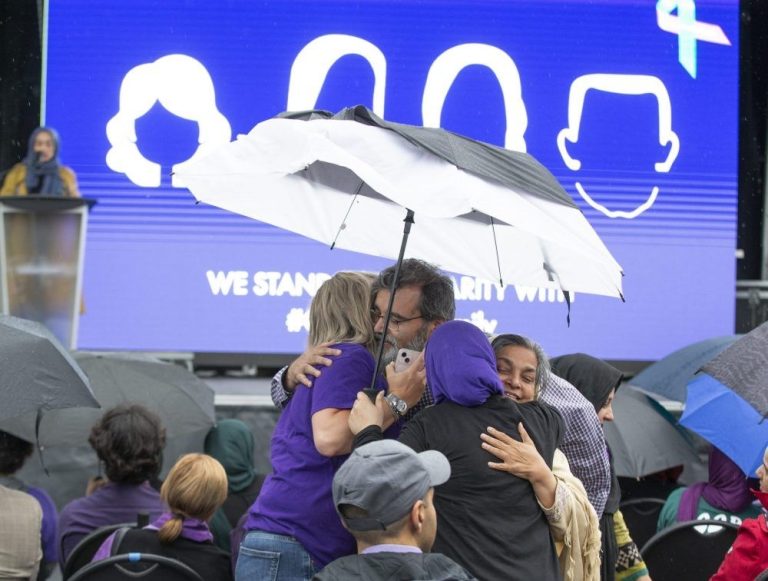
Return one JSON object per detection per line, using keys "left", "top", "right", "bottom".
{"left": 557, "top": 74, "right": 680, "bottom": 219}
{"left": 287, "top": 35, "right": 387, "bottom": 117}
{"left": 422, "top": 43, "right": 528, "bottom": 152}
{"left": 106, "top": 54, "right": 231, "bottom": 188}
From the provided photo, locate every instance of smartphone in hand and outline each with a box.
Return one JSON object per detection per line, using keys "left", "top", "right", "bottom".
{"left": 394, "top": 348, "right": 421, "bottom": 373}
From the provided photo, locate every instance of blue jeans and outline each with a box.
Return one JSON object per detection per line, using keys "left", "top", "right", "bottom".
{"left": 236, "top": 530, "right": 317, "bottom": 581}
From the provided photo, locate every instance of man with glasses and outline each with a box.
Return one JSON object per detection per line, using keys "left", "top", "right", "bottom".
{"left": 271, "top": 258, "right": 454, "bottom": 421}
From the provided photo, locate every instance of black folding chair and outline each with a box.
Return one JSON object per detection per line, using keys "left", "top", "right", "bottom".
{"left": 62, "top": 523, "right": 135, "bottom": 580}
{"left": 619, "top": 497, "right": 666, "bottom": 549}
{"left": 68, "top": 553, "right": 204, "bottom": 581}
{"left": 641, "top": 518, "right": 739, "bottom": 581}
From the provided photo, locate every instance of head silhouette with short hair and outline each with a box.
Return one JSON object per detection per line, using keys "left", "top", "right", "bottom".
{"left": 557, "top": 74, "right": 680, "bottom": 219}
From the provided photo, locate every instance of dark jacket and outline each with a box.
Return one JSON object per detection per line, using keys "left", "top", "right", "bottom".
{"left": 355, "top": 395, "right": 564, "bottom": 581}
{"left": 113, "top": 528, "right": 233, "bottom": 581}
{"left": 314, "top": 551, "right": 477, "bottom": 580}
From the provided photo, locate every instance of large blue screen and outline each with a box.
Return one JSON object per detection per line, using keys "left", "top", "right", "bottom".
{"left": 45, "top": 0, "right": 738, "bottom": 359}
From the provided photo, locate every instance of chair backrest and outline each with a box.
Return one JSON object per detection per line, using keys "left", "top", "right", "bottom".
{"left": 68, "top": 553, "right": 205, "bottom": 581}
{"left": 755, "top": 568, "right": 768, "bottom": 581}
{"left": 62, "top": 523, "right": 135, "bottom": 580}
{"left": 619, "top": 497, "right": 666, "bottom": 549}
{"left": 641, "top": 518, "right": 739, "bottom": 581}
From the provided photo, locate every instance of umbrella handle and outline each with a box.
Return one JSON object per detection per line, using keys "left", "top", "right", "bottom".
{"left": 34, "top": 408, "right": 49, "bottom": 476}
{"left": 370, "top": 209, "right": 415, "bottom": 390}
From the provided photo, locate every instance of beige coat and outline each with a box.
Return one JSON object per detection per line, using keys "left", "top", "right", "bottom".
{"left": 540, "top": 450, "right": 602, "bottom": 581}
{"left": 0, "top": 485, "right": 42, "bottom": 580}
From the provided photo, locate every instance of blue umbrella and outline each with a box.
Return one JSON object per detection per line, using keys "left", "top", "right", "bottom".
{"left": 680, "top": 322, "right": 768, "bottom": 475}
{"left": 680, "top": 373, "right": 768, "bottom": 476}
{"left": 631, "top": 335, "right": 739, "bottom": 401}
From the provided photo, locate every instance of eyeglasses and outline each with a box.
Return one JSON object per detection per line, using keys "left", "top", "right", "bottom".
{"left": 370, "top": 308, "right": 424, "bottom": 331}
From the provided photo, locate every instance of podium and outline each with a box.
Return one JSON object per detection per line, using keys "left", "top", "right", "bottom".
{"left": 0, "top": 196, "right": 96, "bottom": 349}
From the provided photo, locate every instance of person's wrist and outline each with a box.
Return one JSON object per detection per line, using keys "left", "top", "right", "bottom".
{"left": 283, "top": 364, "right": 298, "bottom": 391}
{"left": 390, "top": 386, "right": 417, "bottom": 408}
{"left": 531, "top": 467, "right": 556, "bottom": 488}
{"left": 385, "top": 393, "right": 407, "bottom": 419}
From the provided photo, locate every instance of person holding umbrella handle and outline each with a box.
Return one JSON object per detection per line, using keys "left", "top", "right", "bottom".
{"left": 270, "top": 260, "right": 613, "bottom": 524}
{"left": 271, "top": 259, "right": 454, "bottom": 423}
{"left": 238, "top": 272, "right": 418, "bottom": 580}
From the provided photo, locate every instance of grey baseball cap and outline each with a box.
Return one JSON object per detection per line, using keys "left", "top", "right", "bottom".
{"left": 332, "top": 439, "right": 451, "bottom": 532}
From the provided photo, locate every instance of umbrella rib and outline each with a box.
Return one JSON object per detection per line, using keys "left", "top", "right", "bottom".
{"left": 330, "top": 181, "right": 365, "bottom": 250}
{"left": 489, "top": 216, "right": 504, "bottom": 287}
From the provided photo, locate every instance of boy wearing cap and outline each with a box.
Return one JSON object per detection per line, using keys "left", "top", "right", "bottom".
{"left": 314, "top": 440, "right": 476, "bottom": 581}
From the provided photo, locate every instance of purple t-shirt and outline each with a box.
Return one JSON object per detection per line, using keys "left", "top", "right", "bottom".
{"left": 244, "top": 343, "right": 393, "bottom": 568}
{"left": 57, "top": 481, "right": 164, "bottom": 566}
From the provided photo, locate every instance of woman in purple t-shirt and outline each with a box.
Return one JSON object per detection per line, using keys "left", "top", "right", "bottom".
{"left": 237, "top": 272, "right": 390, "bottom": 581}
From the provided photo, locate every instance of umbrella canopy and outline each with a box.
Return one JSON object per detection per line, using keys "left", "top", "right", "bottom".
{"left": 701, "top": 322, "right": 768, "bottom": 416}
{"left": 604, "top": 385, "right": 701, "bottom": 478}
{"left": 1, "top": 352, "right": 215, "bottom": 447}
{"left": 681, "top": 322, "right": 768, "bottom": 475}
{"left": 0, "top": 315, "right": 97, "bottom": 424}
{"left": 631, "top": 335, "right": 739, "bottom": 402}
{"left": 176, "top": 105, "right": 623, "bottom": 299}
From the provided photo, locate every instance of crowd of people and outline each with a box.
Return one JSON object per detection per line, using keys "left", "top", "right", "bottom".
{"left": 1, "top": 253, "right": 767, "bottom": 579}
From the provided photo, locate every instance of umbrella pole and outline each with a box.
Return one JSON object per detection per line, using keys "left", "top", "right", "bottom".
{"left": 369, "top": 209, "right": 415, "bottom": 390}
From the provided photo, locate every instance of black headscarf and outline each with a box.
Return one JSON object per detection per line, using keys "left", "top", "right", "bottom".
{"left": 550, "top": 353, "right": 623, "bottom": 581}
{"left": 550, "top": 353, "right": 622, "bottom": 413}
{"left": 24, "top": 127, "right": 65, "bottom": 196}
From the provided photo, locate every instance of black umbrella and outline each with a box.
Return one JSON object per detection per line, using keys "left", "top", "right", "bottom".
{"left": 1, "top": 352, "right": 215, "bottom": 446}
{"left": 0, "top": 315, "right": 97, "bottom": 424}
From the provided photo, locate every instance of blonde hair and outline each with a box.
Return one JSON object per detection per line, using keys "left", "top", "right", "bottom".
{"left": 157, "top": 454, "right": 228, "bottom": 544}
{"left": 309, "top": 272, "right": 376, "bottom": 352}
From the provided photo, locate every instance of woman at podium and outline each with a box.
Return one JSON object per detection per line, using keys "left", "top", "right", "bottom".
{"left": 0, "top": 126, "right": 84, "bottom": 346}
{"left": 0, "top": 127, "right": 80, "bottom": 197}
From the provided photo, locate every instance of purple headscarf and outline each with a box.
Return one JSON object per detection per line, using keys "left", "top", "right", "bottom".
{"left": 677, "top": 447, "right": 754, "bottom": 521}
{"left": 426, "top": 320, "right": 504, "bottom": 407}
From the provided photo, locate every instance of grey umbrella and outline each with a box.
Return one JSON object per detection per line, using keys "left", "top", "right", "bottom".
{"left": 630, "top": 335, "right": 739, "bottom": 402}
{"left": 700, "top": 321, "right": 768, "bottom": 417}
{"left": 0, "top": 315, "right": 98, "bottom": 424}
{"left": 604, "top": 385, "right": 702, "bottom": 479}
{"left": 1, "top": 352, "right": 215, "bottom": 446}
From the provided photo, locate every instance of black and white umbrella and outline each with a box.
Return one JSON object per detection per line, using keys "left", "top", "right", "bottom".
{"left": 176, "top": 105, "right": 624, "bottom": 380}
